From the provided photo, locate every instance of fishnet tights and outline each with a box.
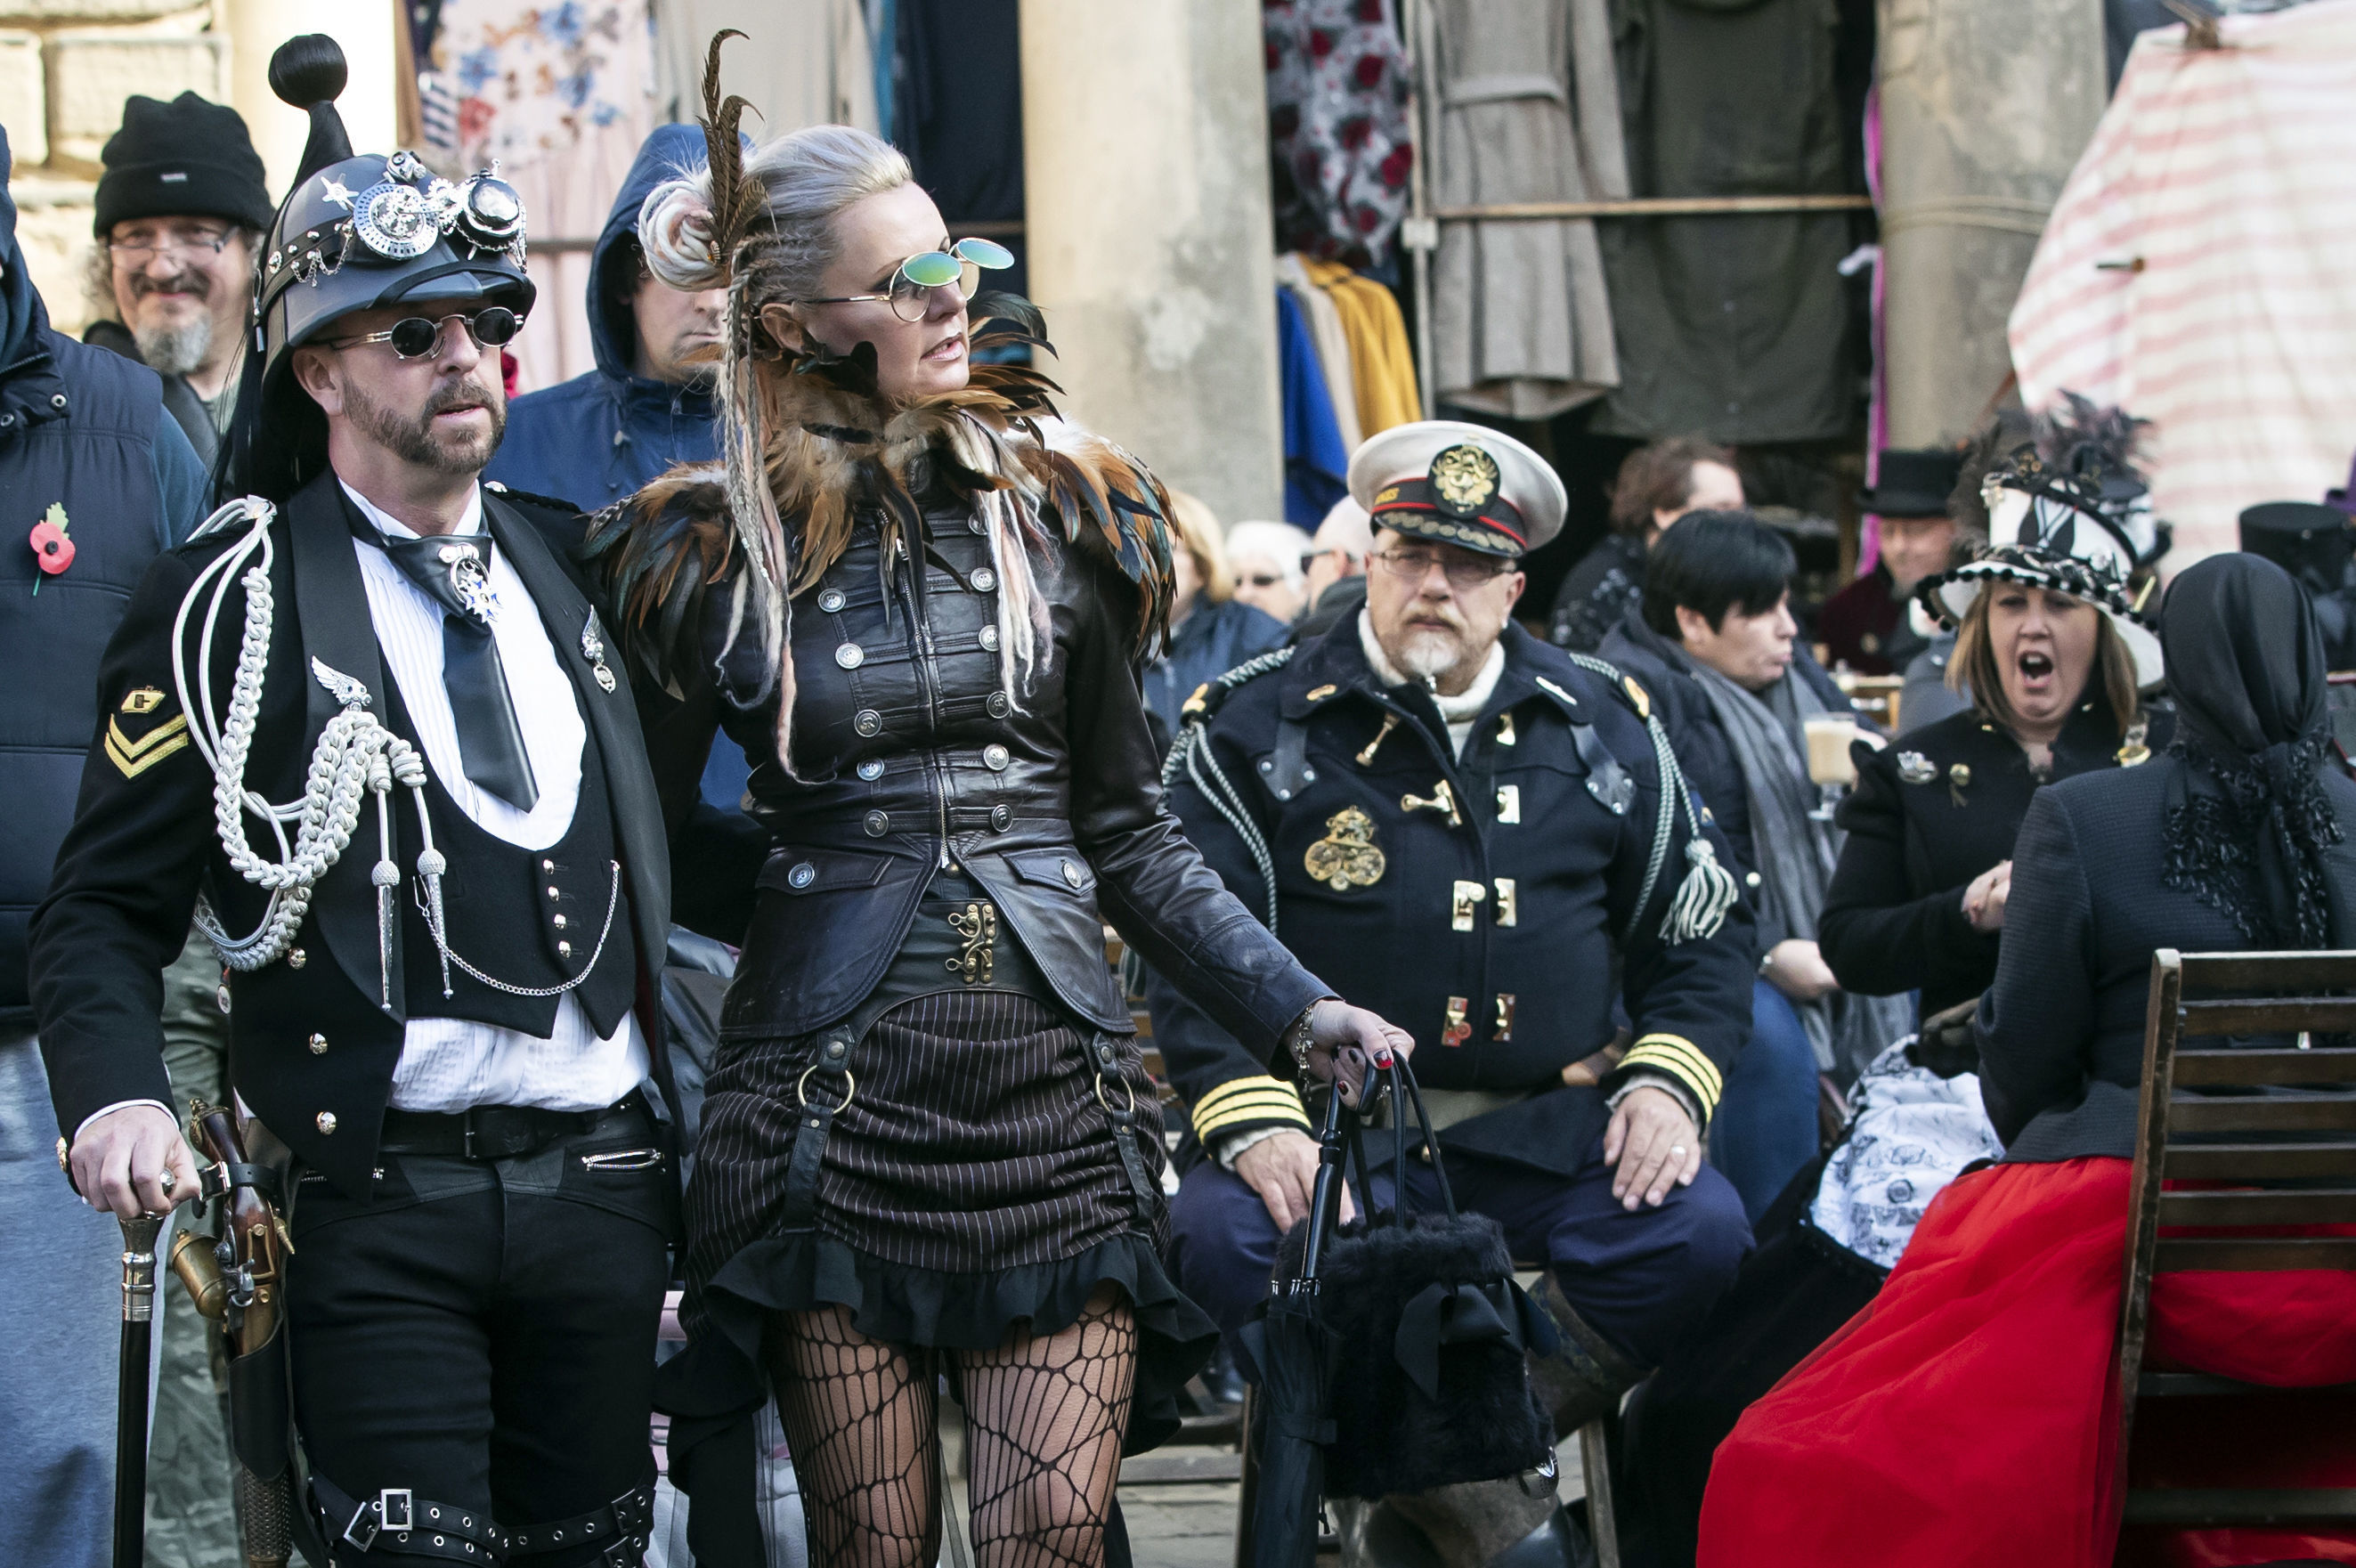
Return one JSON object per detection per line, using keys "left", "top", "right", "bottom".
{"left": 764, "top": 1287, "right": 1138, "bottom": 1568}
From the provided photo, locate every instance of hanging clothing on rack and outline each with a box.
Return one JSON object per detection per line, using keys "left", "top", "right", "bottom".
{"left": 653, "top": 0, "right": 878, "bottom": 134}
{"left": 1276, "top": 253, "right": 1363, "bottom": 455}
{"left": 1279, "top": 288, "right": 1351, "bottom": 529}
{"left": 1297, "top": 255, "right": 1422, "bottom": 437}
{"left": 1591, "top": 0, "right": 1861, "bottom": 443}
{"left": 1418, "top": 0, "right": 1627, "bottom": 421}
{"left": 1265, "top": 0, "right": 1416, "bottom": 267}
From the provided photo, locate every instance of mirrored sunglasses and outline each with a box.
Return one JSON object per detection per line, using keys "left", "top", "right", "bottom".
{"left": 798, "top": 237, "right": 1016, "bottom": 322}
{"left": 332, "top": 306, "right": 524, "bottom": 361}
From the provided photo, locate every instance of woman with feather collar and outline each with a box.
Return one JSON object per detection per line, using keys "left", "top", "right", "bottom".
{"left": 588, "top": 37, "right": 1408, "bottom": 1566}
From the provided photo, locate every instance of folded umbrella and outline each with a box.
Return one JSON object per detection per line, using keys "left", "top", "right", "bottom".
{"left": 1236, "top": 1088, "right": 1351, "bottom": 1568}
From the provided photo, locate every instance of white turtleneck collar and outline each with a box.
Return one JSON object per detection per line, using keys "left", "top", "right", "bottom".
{"left": 1357, "top": 610, "right": 1507, "bottom": 760}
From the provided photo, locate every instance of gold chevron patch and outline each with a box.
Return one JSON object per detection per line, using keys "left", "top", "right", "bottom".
{"left": 104, "top": 714, "right": 190, "bottom": 778}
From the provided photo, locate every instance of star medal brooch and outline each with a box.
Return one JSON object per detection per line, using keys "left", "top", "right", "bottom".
{"left": 438, "top": 540, "right": 499, "bottom": 623}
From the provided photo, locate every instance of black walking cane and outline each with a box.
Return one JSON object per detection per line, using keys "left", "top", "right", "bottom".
{"left": 114, "top": 1209, "right": 166, "bottom": 1568}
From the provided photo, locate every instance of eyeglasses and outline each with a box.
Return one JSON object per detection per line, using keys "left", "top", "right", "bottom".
{"left": 793, "top": 237, "right": 1015, "bottom": 322}
{"left": 1369, "top": 547, "right": 1515, "bottom": 592}
{"left": 328, "top": 307, "right": 524, "bottom": 361}
{"left": 108, "top": 225, "right": 238, "bottom": 264}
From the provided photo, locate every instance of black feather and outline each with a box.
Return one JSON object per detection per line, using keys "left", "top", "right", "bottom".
{"left": 269, "top": 35, "right": 351, "bottom": 183}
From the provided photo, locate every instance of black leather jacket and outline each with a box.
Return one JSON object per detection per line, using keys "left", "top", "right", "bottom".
{"left": 627, "top": 468, "right": 1328, "bottom": 1057}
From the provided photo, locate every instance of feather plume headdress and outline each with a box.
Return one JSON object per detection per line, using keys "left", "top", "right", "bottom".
{"left": 592, "top": 31, "right": 1177, "bottom": 774}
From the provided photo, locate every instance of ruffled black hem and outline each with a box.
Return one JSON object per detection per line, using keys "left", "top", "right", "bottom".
{"left": 656, "top": 1229, "right": 1218, "bottom": 1457}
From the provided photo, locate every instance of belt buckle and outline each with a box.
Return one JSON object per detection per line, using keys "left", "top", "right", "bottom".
{"left": 381, "top": 1488, "right": 414, "bottom": 1531}
{"left": 462, "top": 1108, "right": 531, "bottom": 1160}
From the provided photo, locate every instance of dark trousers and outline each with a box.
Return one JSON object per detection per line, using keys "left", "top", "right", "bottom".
{"left": 1707, "top": 981, "right": 1825, "bottom": 1224}
{"left": 286, "top": 1109, "right": 671, "bottom": 1566}
{"left": 1168, "top": 1130, "right": 1751, "bottom": 1371}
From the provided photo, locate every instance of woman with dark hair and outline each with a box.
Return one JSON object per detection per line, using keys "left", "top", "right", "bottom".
{"left": 589, "top": 53, "right": 1409, "bottom": 1566}
{"left": 1602, "top": 511, "right": 1904, "bottom": 1220}
{"left": 1548, "top": 435, "right": 1743, "bottom": 652}
{"left": 1695, "top": 552, "right": 2356, "bottom": 1568}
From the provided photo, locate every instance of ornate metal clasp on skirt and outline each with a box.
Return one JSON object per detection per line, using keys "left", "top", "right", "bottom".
{"left": 946, "top": 901, "right": 998, "bottom": 986}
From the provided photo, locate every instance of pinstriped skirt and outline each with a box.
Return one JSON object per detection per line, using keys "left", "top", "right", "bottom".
{"left": 669, "top": 986, "right": 1216, "bottom": 1452}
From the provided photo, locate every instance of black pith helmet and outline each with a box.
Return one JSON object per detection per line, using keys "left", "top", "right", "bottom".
{"left": 215, "top": 34, "right": 535, "bottom": 505}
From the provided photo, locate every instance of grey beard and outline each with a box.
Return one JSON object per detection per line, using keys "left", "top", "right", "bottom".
{"left": 134, "top": 314, "right": 211, "bottom": 378}
{"left": 1393, "top": 628, "right": 1466, "bottom": 685}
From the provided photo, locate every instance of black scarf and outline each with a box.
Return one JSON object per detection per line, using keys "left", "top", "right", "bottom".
{"left": 2160, "top": 554, "right": 2343, "bottom": 947}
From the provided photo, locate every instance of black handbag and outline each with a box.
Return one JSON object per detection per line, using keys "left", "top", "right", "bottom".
{"left": 1273, "top": 1059, "right": 1561, "bottom": 1500}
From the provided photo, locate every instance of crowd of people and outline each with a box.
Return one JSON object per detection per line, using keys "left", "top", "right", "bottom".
{"left": 9, "top": 24, "right": 2356, "bottom": 1568}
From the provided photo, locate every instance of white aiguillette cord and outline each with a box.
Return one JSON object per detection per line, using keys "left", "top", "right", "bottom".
{"left": 173, "top": 499, "right": 615, "bottom": 1005}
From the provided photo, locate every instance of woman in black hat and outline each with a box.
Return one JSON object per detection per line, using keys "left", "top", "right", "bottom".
{"left": 1696, "top": 551, "right": 2356, "bottom": 1567}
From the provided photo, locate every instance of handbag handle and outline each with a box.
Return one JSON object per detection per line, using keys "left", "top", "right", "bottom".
{"left": 1296, "top": 1079, "right": 1353, "bottom": 1286}
{"left": 1386, "top": 1058, "right": 1460, "bottom": 1219}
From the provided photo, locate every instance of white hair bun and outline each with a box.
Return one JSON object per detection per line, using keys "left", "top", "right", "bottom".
{"left": 638, "top": 176, "right": 725, "bottom": 290}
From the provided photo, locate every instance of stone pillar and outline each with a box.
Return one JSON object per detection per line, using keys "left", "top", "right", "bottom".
{"left": 223, "top": 0, "right": 397, "bottom": 196}
{"left": 1019, "top": 0, "right": 1285, "bottom": 524}
{"left": 1876, "top": 0, "right": 2106, "bottom": 447}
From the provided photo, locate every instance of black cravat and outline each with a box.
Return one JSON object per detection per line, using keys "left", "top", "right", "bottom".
{"left": 366, "top": 524, "right": 540, "bottom": 811}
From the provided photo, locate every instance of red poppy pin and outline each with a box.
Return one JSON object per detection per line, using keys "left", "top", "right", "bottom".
{"left": 28, "top": 501, "right": 71, "bottom": 592}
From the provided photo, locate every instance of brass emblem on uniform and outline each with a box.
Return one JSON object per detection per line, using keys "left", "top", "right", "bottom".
{"left": 1402, "top": 779, "right": 1463, "bottom": 827}
{"left": 1496, "top": 784, "right": 1522, "bottom": 824}
{"left": 1492, "top": 878, "right": 1517, "bottom": 927}
{"left": 946, "top": 901, "right": 998, "bottom": 986}
{"left": 1428, "top": 443, "right": 1501, "bottom": 518}
{"left": 1356, "top": 713, "right": 1400, "bottom": 767}
{"left": 1304, "top": 806, "right": 1386, "bottom": 891}
{"left": 1304, "top": 684, "right": 1337, "bottom": 703}
{"left": 1621, "top": 676, "right": 1651, "bottom": 720}
{"left": 120, "top": 687, "right": 165, "bottom": 714}
{"left": 2116, "top": 717, "right": 2152, "bottom": 768}
{"left": 1496, "top": 711, "right": 1516, "bottom": 747}
{"left": 1493, "top": 994, "right": 1516, "bottom": 1044}
{"left": 1949, "top": 762, "right": 1971, "bottom": 808}
{"left": 1442, "top": 996, "right": 1472, "bottom": 1049}
{"left": 1897, "top": 751, "right": 1937, "bottom": 785}
{"left": 1451, "top": 879, "right": 1488, "bottom": 931}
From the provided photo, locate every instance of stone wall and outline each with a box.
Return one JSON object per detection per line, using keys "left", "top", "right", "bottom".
{"left": 2, "top": 0, "right": 226, "bottom": 335}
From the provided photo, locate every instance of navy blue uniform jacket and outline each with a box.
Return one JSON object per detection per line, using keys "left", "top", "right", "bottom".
{"left": 1147, "top": 616, "right": 1756, "bottom": 1177}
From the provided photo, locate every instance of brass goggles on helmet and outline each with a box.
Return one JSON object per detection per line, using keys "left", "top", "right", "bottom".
{"left": 795, "top": 237, "right": 1014, "bottom": 322}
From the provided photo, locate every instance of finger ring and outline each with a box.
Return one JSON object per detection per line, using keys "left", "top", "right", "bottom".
{"left": 158, "top": 1168, "right": 177, "bottom": 1193}
{"left": 1670, "top": 1145, "right": 1688, "bottom": 1158}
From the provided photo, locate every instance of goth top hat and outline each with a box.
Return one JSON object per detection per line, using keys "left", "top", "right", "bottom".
{"left": 1858, "top": 448, "right": 1963, "bottom": 519}
{"left": 1347, "top": 420, "right": 1566, "bottom": 558}
{"left": 2239, "top": 500, "right": 2354, "bottom": 597}
{"left": 1915, "top": 446, "right": 2165, "bottom": 687}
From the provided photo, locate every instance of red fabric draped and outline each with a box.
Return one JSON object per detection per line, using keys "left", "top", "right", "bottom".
{"left": 1696, "top": 1158, "right": 2356, "bottom": 1568}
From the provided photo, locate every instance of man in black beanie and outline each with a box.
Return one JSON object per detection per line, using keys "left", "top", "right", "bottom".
{"left": 83, "top": 91, "right": 273, "bottom": 467}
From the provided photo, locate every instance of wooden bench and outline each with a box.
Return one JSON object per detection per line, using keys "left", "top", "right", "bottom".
{"left": 2116, "top": 948, "right": 2356, "bottom": 1528}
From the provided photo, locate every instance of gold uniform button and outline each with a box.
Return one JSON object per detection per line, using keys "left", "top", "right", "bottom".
{"left": 316, "top": 1111, "right": 337, "bottom": 1135}
{"left": 308, "top": 1033, "right": 329, "bottom": 1055}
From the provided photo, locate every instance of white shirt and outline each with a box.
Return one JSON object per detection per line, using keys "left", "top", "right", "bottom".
{"left": 345, "top": 482, "right": 647, "bottom": 1113}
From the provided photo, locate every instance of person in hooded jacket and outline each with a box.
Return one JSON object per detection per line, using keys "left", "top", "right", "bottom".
{"left": 487, "top": 123, "right": 737, "bottom": 808}
{"left": 485, "top": 122, "right": 728, "bottom": 513}
{"left": 0, "top": 118, "right": 207, "bottom": 1568}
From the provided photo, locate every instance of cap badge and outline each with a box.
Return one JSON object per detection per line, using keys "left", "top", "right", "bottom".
{"left": 1304, "top": 805, "right": 1386, "bottom": 891}
{"left": 321, "top": 177, "right": 356, "bottom": 210}
{"left": 1429, "top": 443, "right": 1501, "bottom": 520}
{"left": 1897, "top": 751, "right": 1937, "bottom": 784}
